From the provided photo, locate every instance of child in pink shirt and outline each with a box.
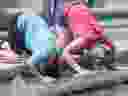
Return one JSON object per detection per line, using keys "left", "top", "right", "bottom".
{"left": 63, "top": 0, "right": 113, "bottom": 67}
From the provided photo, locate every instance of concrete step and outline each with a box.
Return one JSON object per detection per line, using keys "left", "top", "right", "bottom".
{"left": 99, "top": 18, "right": 128, "bottom": 28}
{"left": 0, "top": 31, "right": 8, "bottom": 40}
{"left": 112, "top": 18, "right": 128, "bottom": 26}
{"left": 110, "top": 0, "right": 128, "bottom": 8}
{"left": 105, "top": 28, "right": 128, "bottom": 40}
{"left": 91, "top": 8, "right": 128, "bottom": 16}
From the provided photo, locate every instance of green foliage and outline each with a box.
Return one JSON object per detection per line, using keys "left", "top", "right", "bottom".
{"left": 88, "top": 0, "right": 96, "bottom": 7}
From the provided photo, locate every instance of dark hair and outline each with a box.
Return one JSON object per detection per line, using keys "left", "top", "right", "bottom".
{"left": 48, "top": 0, "right": 64, "bottom": 28}
{"left": 8, "top": 12, "right": 23, "bottom": 50}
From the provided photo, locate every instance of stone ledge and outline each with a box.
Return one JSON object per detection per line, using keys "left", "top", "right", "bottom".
{"left": 91, "top": 8, "right": 128, "bottom": 16}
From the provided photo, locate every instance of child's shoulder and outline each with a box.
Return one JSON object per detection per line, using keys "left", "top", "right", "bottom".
{"left": 17, "top": 15, "right": 47, "bottom": 25}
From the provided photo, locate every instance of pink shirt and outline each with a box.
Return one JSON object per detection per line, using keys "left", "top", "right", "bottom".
{"left": 64, "top": 4, "right": 104, "bottom": 36}
{"left": 64, "top": 3, "right": 112, "bottom": 49}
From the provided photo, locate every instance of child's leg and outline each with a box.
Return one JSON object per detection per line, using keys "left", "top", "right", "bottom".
{"left": 48, "top": 0, "right": 56, "bottom": 27}
{"left": 48, "top": 32, "right": 65, "bottom": 64}
{"left": 47, "top": 32, "right": 61, "bottom": 77}
{"left": 48, "top": 32, "right": 57, "bottom": 58}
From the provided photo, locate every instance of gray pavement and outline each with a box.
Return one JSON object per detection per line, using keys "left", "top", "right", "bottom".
{"left": 0, "top": 71, "right": 128, "bottom": 96}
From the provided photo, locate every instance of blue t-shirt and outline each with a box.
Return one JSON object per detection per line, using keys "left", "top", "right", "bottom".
{"left": 16, "top": 15, "right": 49, "bottom": 48}
{"left": 16, "top": 15, "right": 50, "bottom": 64}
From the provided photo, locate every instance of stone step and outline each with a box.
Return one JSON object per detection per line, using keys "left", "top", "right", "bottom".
{"left": 99, "top": 18, "right": 128, "bottom": 28}
{"left": 110, "top": 0, "right": 128, "bottom": 8}
{"left": 104, "top": 28, "right": 128, "bottom": 40}
{"left": 0, "top": 31, "right": 8, "bottom": 40}
{"left": 91, "top": 8, "right": 128, "bottom": 16}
